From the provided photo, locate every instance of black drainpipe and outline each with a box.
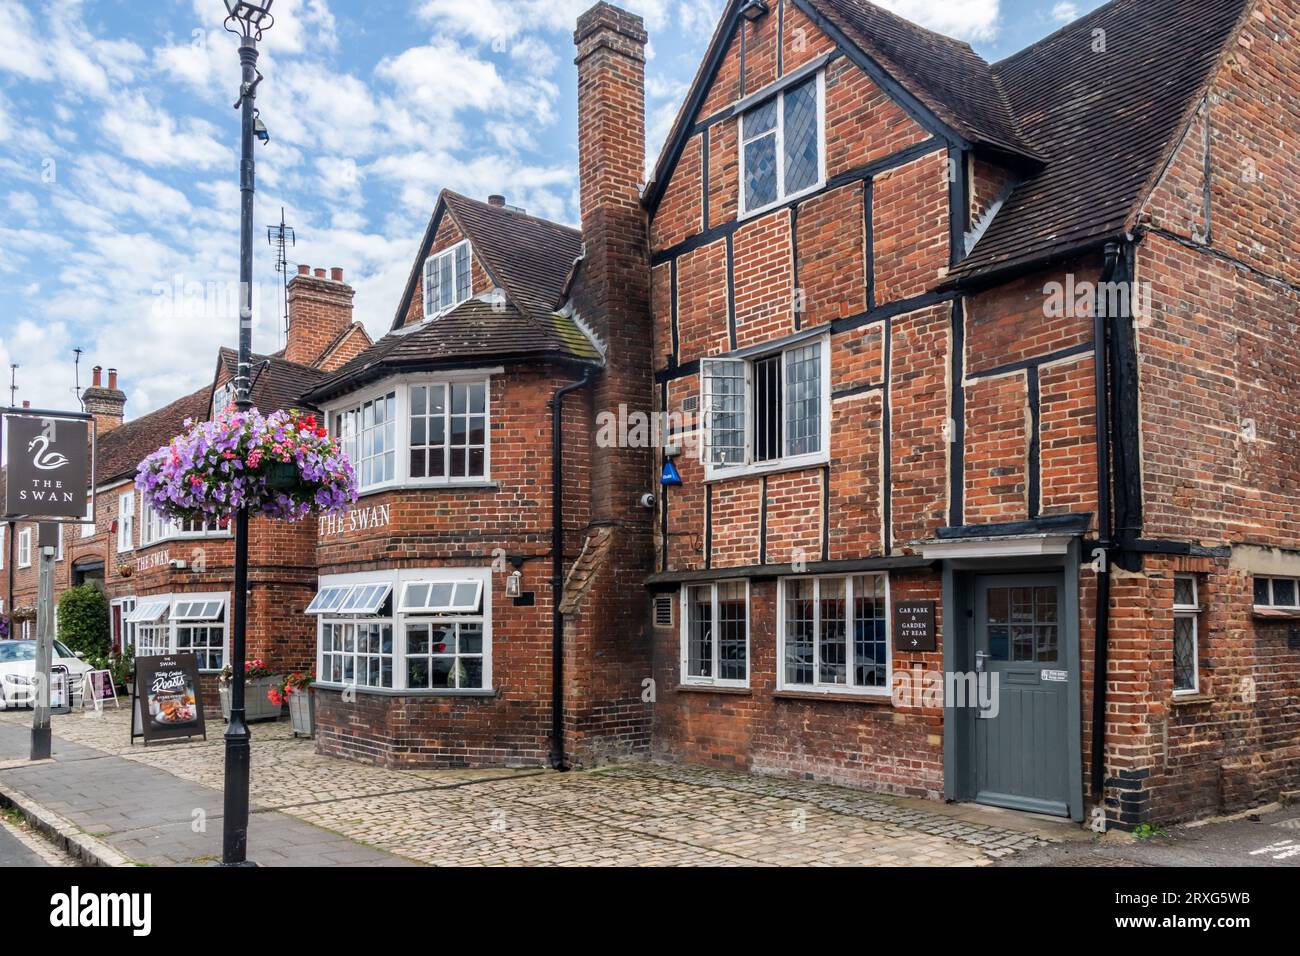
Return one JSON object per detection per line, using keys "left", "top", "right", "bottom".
{"left": 1089, "top": 240, "right": 1122, "bottom": 802}
{"left": 548, "top": 369, "right": 593, "bottom": 771}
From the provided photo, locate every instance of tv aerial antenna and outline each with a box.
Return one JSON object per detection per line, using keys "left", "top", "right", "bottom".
{"left": 267, "top": 207, "right": 296, "bottom": 348}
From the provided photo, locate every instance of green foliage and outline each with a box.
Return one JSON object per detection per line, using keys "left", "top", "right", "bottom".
{"left": 56, "top": 585, "right": 110, "bottom": 660}
{"left": 1132, "top": 823, "right": 1168, "bottom": 840}
{"left": 110, "top": 644, "right": 135, "bottom": 689}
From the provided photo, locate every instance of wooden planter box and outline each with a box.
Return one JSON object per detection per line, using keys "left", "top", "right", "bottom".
{"left": 219, "top": 676, "right": 283, "bottom": 723}
{"left": 287, "top": 688, "right": 314, "bottom": 738}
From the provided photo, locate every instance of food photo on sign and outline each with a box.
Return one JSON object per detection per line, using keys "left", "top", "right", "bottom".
{"left": 132, "top": 654, "right": 206, "bottom": 744}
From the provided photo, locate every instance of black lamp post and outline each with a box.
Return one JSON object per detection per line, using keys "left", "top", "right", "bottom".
{"left": 221, "top": 0, "right": 274, "bottom": 868}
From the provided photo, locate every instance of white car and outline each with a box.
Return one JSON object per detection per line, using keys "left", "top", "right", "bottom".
{"left": 0, "top": 640, "right": 93, "bottom": 710}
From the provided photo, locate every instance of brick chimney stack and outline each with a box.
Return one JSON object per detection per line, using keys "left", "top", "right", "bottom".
{"left": 285, "top": 265, "right": 355, "bottom": 367}
{"left": 82, "top": 365, "right": 127, "bottom": 434}
{"left": 573, "top": 2, "right": 651, "bottom": 527}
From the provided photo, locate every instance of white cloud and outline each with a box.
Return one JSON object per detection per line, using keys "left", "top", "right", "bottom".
{"left": 876, "top": 0, "right": 1001, "bottom": 43}
{"left": 100, "top": 94, "right": 228, "bottom": 170}
{"left": 1051, "top": 2, "right": 1079, "bottom": 23}
{"left": 417, "top": 0, "right": 673, "bottom": 42}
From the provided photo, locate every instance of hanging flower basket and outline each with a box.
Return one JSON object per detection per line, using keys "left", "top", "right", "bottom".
{"left": 135, "top": 408, "right": 357, "bottom": 523}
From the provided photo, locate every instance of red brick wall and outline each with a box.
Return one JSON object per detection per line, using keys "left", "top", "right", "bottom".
{"left": 285, "top": 271, "right": 355, "bottom": 367}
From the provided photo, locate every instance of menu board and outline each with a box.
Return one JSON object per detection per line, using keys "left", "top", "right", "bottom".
{"left": 131, "top": 654, "right": 206, "bottom": 744}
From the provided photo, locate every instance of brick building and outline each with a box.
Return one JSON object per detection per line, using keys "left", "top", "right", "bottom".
{"left": 638, "top": 0, "right": 1300, "bottom": 827}
{"left": 4, "top": 0, "right": 1296, "bottom": 829}
{"left": 2, "top": 268, "right": 371, "bottom": 712}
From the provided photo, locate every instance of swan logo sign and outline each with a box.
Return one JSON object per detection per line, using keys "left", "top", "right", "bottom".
{"left": 3, "top": 411, "right": 93, "bottom": 520}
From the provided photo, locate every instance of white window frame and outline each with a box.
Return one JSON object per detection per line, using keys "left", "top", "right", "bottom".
{"left": 123, "top": 593, "right": 229, "bottom": 672}
{"left": 140, "top": 501, "right": 228, "bottom": 547}
{"left": 738, "top": 71, "right": 826, "bottom": 219}
{"left": 312, "top": 567, "right": 493, "bottom": 694}
{"left": 679, "top": 579, "right": 751, "bottom": 688}
{"left": 1, "top": 524, "right": 5, "bottom": 569}
{"left": 1173, "top": 574, "right": 1200, "bottom": 696}
{"left": 702, "top": 335, "right": 831, "bottom": 480}
{"left": 777, "top": 573, "right": 892, "bottom": 698}
{"left": 111, "top": 596, "right": 137, "bottom": 654}
{"left": 117, "top": 492, "right": 135, "bottom": 553}
{"left": 17, "top": 528, "right": 31, "bottom": 568}
{"left": 324, "top": 373, "right": 497, "bottom": 495}
{"left": 81, "top": 496, "right": 95, "bottom": 538}
{"left": 1253, "top": 575, "right": 1300, "bottom": 609}
{"left": 422, "top": 239, "right": 473, "bottom": 320}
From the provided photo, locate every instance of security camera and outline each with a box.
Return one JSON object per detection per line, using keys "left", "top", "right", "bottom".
{"left": 639, "top": 492, "right": 657, "bottom": 509}
{"left": 169, "top": 559, "right": 188, "bottom": 570}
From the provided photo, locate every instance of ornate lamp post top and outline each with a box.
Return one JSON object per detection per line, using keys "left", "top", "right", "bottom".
{"left": 223, "top": 0, "right": 275, "bottom": 39}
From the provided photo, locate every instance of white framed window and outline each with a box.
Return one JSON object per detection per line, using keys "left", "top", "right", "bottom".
{"left": 422, "top": 240, "right": 473, "bottom": 319}
{"left": 739, "top": 72, "right": 825, "bottom": 217}
{"left": 111, "top": 597, "right": 137, "bottom": 654}
{"left": 680, "top": 580, "right": 750, "bottom": 688}
{"left": 312, "top": 568, "right": 492, "bottom": 693}
{"left": 327, "top": 374, "right": 494, "bottom": 493}
{"left": 1253, "top": 575, "right": 1300, "bottom": 609}
{"left": 55, "top": 529, "right": 63, "bottom": 562}
{"left": 702, "top": 336, "right": 830, "bottom": 478}
{"left": 17, "top": 528, "right": 31, "bottom": 568}
{"left": 81, "top": 496, "right": 95, "bottom": 538}
{"left": 140, "top": 502, "right": 227, "bottom": 546}
{"left": 124, "top": 594, "right": 228, "bottom": 671}
{"left": 117, "top": 492, "right": 135, "bottom": 552}
{"left": 1173, "top": 574, "right": 1200, "bottom": 695}
{"left": 1, "top": 524, "right": 5, "bottom": 569}
{"left": 778, "top": 573, "right": 891, "bottom": 696}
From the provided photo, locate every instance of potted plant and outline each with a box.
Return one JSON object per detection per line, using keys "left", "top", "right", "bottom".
{"left": 135, "top": 408, "right": 357, "bottom": 524}
{"left": 218, "top": 659, "right": 282, "bottom": 723}
{"left": 270, "top": 671, "right": 315, "bottom": 737}
{"left": 113, "top": 644, "right": 135, "bottom": 696}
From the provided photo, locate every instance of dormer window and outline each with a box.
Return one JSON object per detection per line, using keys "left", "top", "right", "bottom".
{"left": 423, "top": 240, "right": 472, "bottom": 319}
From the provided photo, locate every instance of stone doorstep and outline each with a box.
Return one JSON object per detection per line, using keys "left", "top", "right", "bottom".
{"left": 0, "top": 780, "right": 131, "bottom": 867}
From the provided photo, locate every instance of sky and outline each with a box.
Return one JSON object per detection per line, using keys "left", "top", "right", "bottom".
{"left": 0, "top": 0, "right": 1106, "bottom": 419}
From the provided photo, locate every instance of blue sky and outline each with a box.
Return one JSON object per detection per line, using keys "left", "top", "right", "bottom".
{"left": 0, "top": 0, "right": 1105, "bottom": 418}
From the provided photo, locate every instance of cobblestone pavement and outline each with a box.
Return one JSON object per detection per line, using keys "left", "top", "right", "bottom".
{"left": 0, "top": 707, "right": 1074, "bottom": 866}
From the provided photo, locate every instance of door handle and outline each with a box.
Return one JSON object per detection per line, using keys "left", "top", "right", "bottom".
{"left": 975, "top": 651, "right": 989, "bottom": 673}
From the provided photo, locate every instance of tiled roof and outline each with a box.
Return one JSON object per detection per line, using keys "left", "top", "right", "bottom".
{"left": 95, "top": 386, "right": 213, "bottom": 485}
{"left": 216, "top": 348, "right": 325, "bottom": 415}
{"left": 305, "top": 298, "right": 602, "bottom": 404}
{"left": 809, "top": 0, "right": 1035, "bottom": 159}
{"left": 953, "top": 0, "right": 1250, "bottom": 280}
{"left": 441, "top": 192, "right": 585, "bottom": 321}
{"left": 311, "top": 192, "right": 598, "bottom": 403}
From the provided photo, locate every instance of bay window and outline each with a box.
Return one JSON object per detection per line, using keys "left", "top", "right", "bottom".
{"left": 681, "top": 580, "right": 750, "bottom": 687}
{"left": 702, "top": 336, "right": 829, "bottom": 477}
{"left": 780, "top": 574, "right": 890, "bottom": 695}
{"left": 310, "top": 569, "right": 491, "bottom": 693}
{"left": 423, "top": 240, "right": 473, "bottom": 319}
{"left": 141, "top": 502, "right": 227, "bottom": 546}
{"left": 125, "top": 594, "right": 228, "bottom": 671}
{"left": 329, "top": 375, "right": 493, "bottom": 493}
{"left": 740, "top": 72, "right": 824, "bottom": 216}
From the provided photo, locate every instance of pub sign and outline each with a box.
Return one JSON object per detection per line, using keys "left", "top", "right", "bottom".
{"left": 3, "top": 411, "right": 92, "bottom": 520}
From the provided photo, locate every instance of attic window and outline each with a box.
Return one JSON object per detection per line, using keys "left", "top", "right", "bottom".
{"left": 739, "top": 72, "right": 824, "bottom": 217}
{"left": 423, "top": 240, "right": 473, "bottom": 319}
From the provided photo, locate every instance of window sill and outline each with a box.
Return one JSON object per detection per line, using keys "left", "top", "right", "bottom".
{"left": 1251, "top": 606, "right": 1300, "bottom": 620}
{"left": 705, "top": 456, "right": 829, "bottom": 484}
{"left": 676, "top": 683, "right": 751, "bottom": 695}
{"left": 355, "top": 481, "right": 499, "bottom": 499}
{"left": 1172, "top": 692, "right": 1214, "bottom": 706}
{"left": 738, "top": 179, "right": 827, "bottom": 224}
{"left": 774, "top": 689, "right": 893, "bottom": 705}
{"left": 313, "top": 683, "right": 499, "bottom": 699}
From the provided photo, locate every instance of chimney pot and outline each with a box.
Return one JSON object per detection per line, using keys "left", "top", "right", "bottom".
{"left": 314, "top": 268, "right": 326, "bottom": 278}
{"left": 297, "top": 264, "right": 310, "bottom": 276}
{"left": 22, "top": 400, "right": 29, "bottom": 409}
{"left": 92, "top": 366, "right": 102, "bottom": 387}
{"left": 108, "top": 368, "right": 118, "bottom": 390}
{"left": 331, "top": 267, "right": 344, "bottom": 282}
{"left": 489, "top": 195, "right": 506, "bottom": 207}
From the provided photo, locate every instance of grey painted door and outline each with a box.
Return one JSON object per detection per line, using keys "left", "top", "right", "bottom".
{"left": 972, "top": 573, "right": 1070, "bottom": 817}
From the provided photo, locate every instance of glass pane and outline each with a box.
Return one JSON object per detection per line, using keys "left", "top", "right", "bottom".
{"left": 744, "top": 133, "right": 778, "bottom": 211}
{"left": 853, "top": 575, "right": 887, "bottom": 687}
{"left": 1272, "top": 578, "right": 1295, "bottom": 607}
{"left": 704, "top": 360, "right": 746, "bottom": 467}
{"left": 429, "top": 583, "right": 453, "bottom": 608}
{"left": 784, "top": 342, "right": 821, "bottom": 457}
{"left": 716, "top": 582, "right": 747, "bottom": 681}
{"left": 1173, "top": 576, "right": 1196, "bottom": 608}
{"left": 408, "top": 624, "right": 429, "bottom": 655}
{"left": 1174, "top": 614, "right": 1197, "bottom": 692}
{"left": 784, "top": 579, "right": 815, "bottom": 685}
{"left": 452, "top": 582, "right": 479, "bottom": 610}
{"left": 753, "top": 355, "right": 782, "bottom": 463}
{"left": 469, "top": 384, "right": 486, "bottom": 414}
{"left": 783, "top": 78, "right": 820, "bottom": 194}
{"left": 687, "top": 586, "right": 712, "bottom": 678}
{"left": 429, "top": 658, "right": 453, "bottom": 689}
{"left": 987, "top": 626, "right": 1009, "bottom": 661}
{"left": 1254, "top": 577, "right": 1271, "bottom": 606}
{"left": 1036, "top": 625, "right": 1058, "bottom": 663}
{"left": 411, "top": 386, "right": 426, "bottom": 415}
{"left": 1011, "top": 626, "right": 1035, "bottom": 662}
{"left": 459, "top": 624, "right": 483, "bottom": 656}
{"left": 408, "top": 658, "right": 430, "bottom": 689}
{"left": 744, "top": 98, "right": 777, "bottom": 138}
{"left": 818, "top": 578, "right": 846, "bottom": 685}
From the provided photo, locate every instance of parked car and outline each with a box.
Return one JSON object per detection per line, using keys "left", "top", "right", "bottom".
{"left": 0, "top": 640, "right": 92, "bottom": 709}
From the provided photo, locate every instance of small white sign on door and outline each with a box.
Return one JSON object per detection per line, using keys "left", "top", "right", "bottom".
{"left": 1041, "top": 669, "right": 1068, "bottom": 682}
